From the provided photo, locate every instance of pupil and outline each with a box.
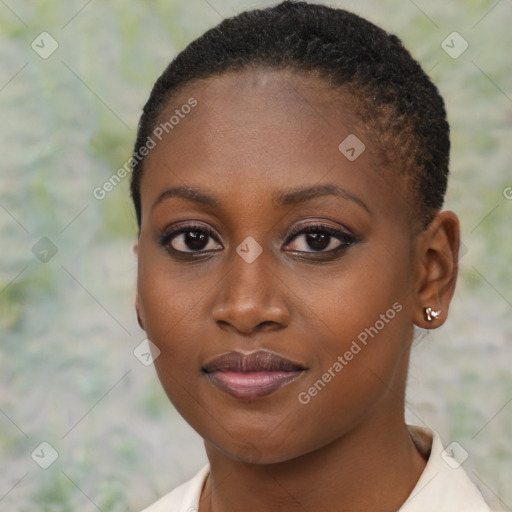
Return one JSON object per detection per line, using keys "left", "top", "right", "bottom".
{"left": 186, "top": 230, "right": 208, "bottom": 250}
{"left": 307, "top": 233, "right": 329, "bottom": 251}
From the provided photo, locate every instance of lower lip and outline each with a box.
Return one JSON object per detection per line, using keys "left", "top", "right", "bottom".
{"left": 206, "top": 370, "right": 304, "bottom": 400}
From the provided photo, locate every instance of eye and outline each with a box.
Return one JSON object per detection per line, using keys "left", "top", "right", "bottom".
{"left": 159, "top": 221, "right": 358, "bottom": 258}
{"left": 160, "top": 222, "right": 222, "bottom": 254}
{"left": 284, "top": 223, "right": 358, "bottom": 254}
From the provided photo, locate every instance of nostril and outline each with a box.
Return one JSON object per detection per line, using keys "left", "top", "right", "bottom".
{"left": 256, "top": 320, "right": 281, "bottom": 331}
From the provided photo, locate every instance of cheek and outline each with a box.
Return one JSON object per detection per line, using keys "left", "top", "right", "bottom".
{"left": 136, "top": 248, "right": 219, "bottom": 408}
{"left": 137, "top": 270, "right": 203, "bottom": 420}
{"left": 273, "top": 296, "right": 410, "bottom": 460}
{"left": 136, "top": 239, "right": 216, "bottom": 342}
{"left": 280, "top": 249, "right": 412, "bottom": 448}
{"left": 296, "top": 241, "right": 411, "bottom": 353}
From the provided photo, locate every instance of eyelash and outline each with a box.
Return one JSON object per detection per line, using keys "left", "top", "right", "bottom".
{"left": 159, "top": 221, "right": 359, "bottom": 259}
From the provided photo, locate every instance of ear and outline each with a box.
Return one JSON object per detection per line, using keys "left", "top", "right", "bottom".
{"left": 412, "top": 211, "right": 460, "bottom": 329}
{"left": 132, "top": 241, "right": 145, "bottom": 331}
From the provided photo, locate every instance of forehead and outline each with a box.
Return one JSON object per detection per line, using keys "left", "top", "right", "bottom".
{"left": 140, "top": 68, "right": 410, "bottom": 226}
{"left": 157, "top": 67, "right": 360, "bottom": 151}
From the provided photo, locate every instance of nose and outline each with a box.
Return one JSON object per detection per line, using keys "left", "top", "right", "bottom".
{"left": 212, "top": 245, "right": 290, "bottom": 336}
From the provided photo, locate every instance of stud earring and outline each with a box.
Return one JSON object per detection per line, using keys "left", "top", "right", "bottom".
{"left": 424, "top": 307, "right": 441, "bottom": 322}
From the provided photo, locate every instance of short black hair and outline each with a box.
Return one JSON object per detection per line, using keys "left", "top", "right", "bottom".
{"left": 130, "top": 0, "right": 450, "bottom": 232}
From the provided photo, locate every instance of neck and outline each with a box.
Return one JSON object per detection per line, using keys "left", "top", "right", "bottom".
{"left": 199, "top": 415, "right": 427, "bottom": 512}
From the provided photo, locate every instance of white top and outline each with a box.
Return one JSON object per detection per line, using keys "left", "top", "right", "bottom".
{"left": 140, "top": 425, "right": 492, "bottom": 512}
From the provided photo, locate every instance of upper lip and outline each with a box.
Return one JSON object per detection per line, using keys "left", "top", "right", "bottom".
{"left": 202, "top": 350, "right": 306, "bottom": 373}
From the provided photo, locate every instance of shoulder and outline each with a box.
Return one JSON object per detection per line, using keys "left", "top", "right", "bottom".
{"left": 140, "top": 464, "right": 210, "bottom": 512}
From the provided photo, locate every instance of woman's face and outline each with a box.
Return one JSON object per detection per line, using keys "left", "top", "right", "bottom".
{"left": 135, "top": 68, "right": 420, "bottom": 463}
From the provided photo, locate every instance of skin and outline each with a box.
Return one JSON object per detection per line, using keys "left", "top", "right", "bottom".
{"left": 134, "top": 68, "right": 460, "bottom": 512}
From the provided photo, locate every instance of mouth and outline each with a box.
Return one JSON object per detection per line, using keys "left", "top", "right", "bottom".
{"left": 202, "top": 350, "right": 306, "bottom": 400}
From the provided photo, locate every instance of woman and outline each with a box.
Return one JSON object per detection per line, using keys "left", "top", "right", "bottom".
{"left": 131, "top": 2, "right": 491, "bottom": 510}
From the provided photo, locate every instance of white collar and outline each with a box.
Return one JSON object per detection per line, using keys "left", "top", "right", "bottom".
{"left": 141, "top": 425, "right": 491, "bottom": 511}
{"left": 398, "top": 425, "right": 491, "bottom": 511}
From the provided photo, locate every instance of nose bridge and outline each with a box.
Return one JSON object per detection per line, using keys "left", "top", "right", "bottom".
{"left": 212, "top": 238, "right": 289, "bottom": 333}
{"left": 232, "top": 240, "right": 269, "bottom": 298}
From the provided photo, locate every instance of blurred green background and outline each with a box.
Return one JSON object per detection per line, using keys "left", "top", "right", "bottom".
{"left": 1, "top": 0, "right": 511, "bottom": 510}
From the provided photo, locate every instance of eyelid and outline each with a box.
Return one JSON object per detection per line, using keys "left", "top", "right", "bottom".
{"left": 162, "top": 221, "right": 352, "bottom": 241}
{"left": 162, "top": 220, "right": 216, "bottom": 234}
{"left": 160, "top": 221, "right": 222, "bottom": 247}
{"left": 284, "top": 221, "right": 355, "bottom": 242}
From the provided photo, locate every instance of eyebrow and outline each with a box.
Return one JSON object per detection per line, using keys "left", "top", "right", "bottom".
{"left": 272, "top": 183, "right": 370, "bottom": 214}
{"left": 151, "top": 183, "right": 370, "bottom": 215}
{"left": 152, "top": 186, "right": 220, "bottom": 211}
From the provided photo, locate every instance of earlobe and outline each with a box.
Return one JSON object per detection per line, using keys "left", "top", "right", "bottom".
{"left": 413, "top": 211, "right": 460, "bottom": 329}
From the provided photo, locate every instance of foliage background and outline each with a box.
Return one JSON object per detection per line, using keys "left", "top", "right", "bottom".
{"left": 1, "top": 0, "right": 511, "bottom": 510}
